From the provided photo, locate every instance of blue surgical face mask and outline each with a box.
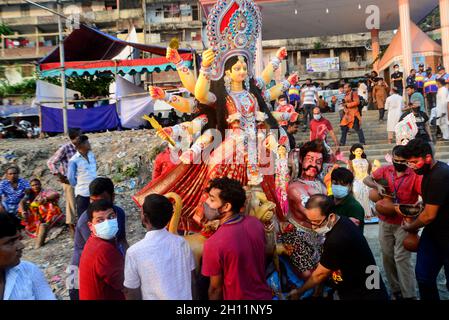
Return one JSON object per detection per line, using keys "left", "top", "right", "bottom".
{"left": 313, "top": 114, "right": 322, "bottom": 120}
{"left": 94, "top": 218, "right": 118, "bottom": 240}
{"left": 332, "top": 185, "right": 349, "bottom": 199}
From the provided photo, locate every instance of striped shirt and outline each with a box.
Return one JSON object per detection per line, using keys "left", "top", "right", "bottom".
{"left": 47, "top": 142, "right": 77, "bottom": 176}
{"left": 415, "top": 73, "right": 426, "bottom": 88}
{"left": 424, "top": 74, "right": 438, "bottom": 94}
{"left": 301, "top": 86, "right": 318, "bottom": 105}
{"left": 3, "top": 261, "right": 56, "bottom": 300}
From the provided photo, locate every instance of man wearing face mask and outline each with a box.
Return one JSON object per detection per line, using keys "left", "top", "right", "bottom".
{"left": 287, "top": 194, "right": 388, "bottom": 300}
{"left": 399, "top": 100, "right": 432, "bottom": 143}
{"left": 276, "top": 95, "right": 296, "bottom": 126}
{"left": 331, "top": 168, "right": 365, "bottom": 233}
{"left": 402, "top": 139, "right": 449, "bottom": 300}
{"left": 309, "top": 107, "right": 339, "bottom": 154}
{"left": 363, "top": 145, "right": 420, "bottom": 300}
{"left": 69, "top": 177, "right": 128, "bottom": 300}
{"left": 78, "top": 200, "right": 125, "bottom": 300}
{"left": 391, "top": 64, "right": 404, "bottom": 96}
{"left": 201, "top": 178, "right": 272, "bottom": 300}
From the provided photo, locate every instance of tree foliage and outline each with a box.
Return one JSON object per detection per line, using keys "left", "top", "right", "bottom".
{"left": 0, "top": 78, "right": 36, "bottom": 98}
{"left": 0, "top": 23, "right": 13, "bottom": 36}
{"left": 43, "top": 74, "right": 114, "bottom": 98}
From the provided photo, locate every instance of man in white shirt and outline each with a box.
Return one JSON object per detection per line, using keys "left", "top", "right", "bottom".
{"left": 385, "top": 87, "right": 404, "bottom": 144}
{"left": 0, "top": 214, "right": 55, "bottom": 300}
{"left": 124, "top": 194, "right": 196, "bottom": 300}
{"left": 301, "top": 78, "right": 319, "bottom": 131}
{"left": 358, "top": 80, "right": 369, "bottom": 113}
{"left": 436, "top": 78, "right": 449, "bottom": 140}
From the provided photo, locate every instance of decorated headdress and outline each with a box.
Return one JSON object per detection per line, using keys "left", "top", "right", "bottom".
{"left": 206, "top": 0, "right": 261, "bottom": 81}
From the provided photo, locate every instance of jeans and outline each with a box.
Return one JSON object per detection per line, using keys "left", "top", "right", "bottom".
{"left": 415, "top": 230, "right": 449, "bottom": 300}
{"left": 340, "top": 118, "right": 365, "bottom": 145}
{"left": 426, "top": 92, "right": 436, "bottom": 113}
{"left": 303, "top": 104, "right": 315, "bottom": 128}
{"left": 75, "top": 195, "right": 90, "bottom": 219}
{"left": 69, "top": 288, "right": 79, "bottom": 300}
{"left": 379, "top": 108, "right": 385, "bottom": 120}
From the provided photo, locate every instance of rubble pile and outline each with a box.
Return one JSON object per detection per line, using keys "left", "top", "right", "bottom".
{"left": 0, "top": 129, "right": 164, "bottom": 299}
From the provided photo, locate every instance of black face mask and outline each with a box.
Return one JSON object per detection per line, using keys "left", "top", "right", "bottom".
{"left": 414, "top": 163, "right": 431, "bottom": 175}
{"left": 393, "top": 162, "right": 407, "bottom": 172}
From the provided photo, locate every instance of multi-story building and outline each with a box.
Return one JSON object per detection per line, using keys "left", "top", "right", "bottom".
{"left": 261, "top": 31, "right": 395, "bottom": 85}
{"left": 0, "top": 1, "right": 143, "bottom": 83}
{"left": 0, "top": 0, "right": 204, "bottom": 86}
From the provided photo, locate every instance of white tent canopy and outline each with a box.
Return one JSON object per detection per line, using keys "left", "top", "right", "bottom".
{"left": 32, "top": 80, "right": 81, "bottom": 109}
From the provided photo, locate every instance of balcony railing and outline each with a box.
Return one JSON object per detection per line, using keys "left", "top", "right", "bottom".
{"left": 0, "top": 32, "right": 68, "bottom": 59}
{"left": 0, "top": 8, "right": 143, "bottom": 26}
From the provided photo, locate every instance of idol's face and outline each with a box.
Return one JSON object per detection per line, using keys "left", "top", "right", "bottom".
{"left": 226, "top": 58, "right": 248, "bottom": 83}
{"left": 353, "top": 148, "right": 364, "bottom": 158}
{"left": 302, "top": 151, "right": 323, "bottom": 178}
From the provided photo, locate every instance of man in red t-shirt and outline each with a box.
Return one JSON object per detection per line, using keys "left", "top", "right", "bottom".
{"left": 363, "top": 145, "right": 421, "bottom": 300}
{"left": 309, "top": 107, "right": 339, "bottom": 152}
{"left": 79, "top": 200, "right": 125, "bottom": 300}
{"left": 201, "top": 178, "right": 272, "bottom": 300}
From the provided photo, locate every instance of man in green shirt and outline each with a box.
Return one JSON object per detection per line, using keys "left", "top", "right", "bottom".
{"left": 331, "top": 168, "right": 365, "bottom": 233}
{"left": 406, "top": 85, "right": 425, "bottom": 113}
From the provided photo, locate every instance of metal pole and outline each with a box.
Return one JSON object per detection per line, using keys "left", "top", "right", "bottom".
{"left": 57, "top": 0, "right": 68, "bottom": 134}
{"left": 24, "top": 0, "right": 70, "bottom": 134}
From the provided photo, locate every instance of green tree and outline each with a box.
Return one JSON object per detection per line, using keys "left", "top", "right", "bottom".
{"left": 43, "top": 74, "right": 114, "bottom": 98}
{"left": 0, "top": 23, "right": 13, "bottom": 36}
{"left": 0, "top": 78, "right": 36, "bottom": 99}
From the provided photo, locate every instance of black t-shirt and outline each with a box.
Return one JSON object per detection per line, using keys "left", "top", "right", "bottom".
{"left": 320, "top": 216, "right": 387, "bottom": 300}
{"left": 421, "top": 161, "right": 449, "bottom": 250}
{"left": 391, "top": 71, "right": 404, "bottom": 89}
{"left": 282, "top": 125, "right": 296, "bottom": 149}
{"left": 399, "top": 111, "right": 430, "bottom": 141}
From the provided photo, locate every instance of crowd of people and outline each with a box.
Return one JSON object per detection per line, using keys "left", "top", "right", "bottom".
{"left": 2, "top": 65, "right": 449, "bottom": 301}
{"left": 1, "top": 130, "right": 448, "bottom": 300}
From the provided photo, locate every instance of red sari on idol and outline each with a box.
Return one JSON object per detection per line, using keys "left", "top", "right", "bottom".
{"left": 133, "top": 91, "right": 282, "bottom": 232}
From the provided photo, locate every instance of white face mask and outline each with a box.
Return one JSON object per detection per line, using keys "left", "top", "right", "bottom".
{"left": 314, "top": 216, "right": 333, "bottom": 235}
{"left": 94, "top": 218, "right": 118, "bottom": 240}
{"left": 313, "top": 114, "right": 322, "bottom": 120}
{"left": 279, "top": 101, "right": 287, "bottom": 106}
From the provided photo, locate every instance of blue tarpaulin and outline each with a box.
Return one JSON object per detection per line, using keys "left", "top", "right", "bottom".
{"left": 41, "top": 104, "right": 120, "bottom": 133}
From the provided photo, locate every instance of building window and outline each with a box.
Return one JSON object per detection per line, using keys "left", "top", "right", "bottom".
{"left": 192, "top": 4, "right": 199, "bottom": 20}
{"left": 104, "top": 0, "right": 118, "bottom": 10}
{"left": 349, "top": 48, "right": 366, "bottom": 62}
{"left": 21, "top": 4, "right": 30, "bottom": 17}
{"left": 164, "top": 4, "right": 180, "bottom": 19}
{"left": 180, "top": 4, "right": 192, "bottom": 18}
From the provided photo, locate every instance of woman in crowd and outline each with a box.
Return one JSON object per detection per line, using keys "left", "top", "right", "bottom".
{"left": 18, "top": 178, "right": 64, "bottom": 238}
{"left": 0, "top": 165, "right": 30, "bottom": 228}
